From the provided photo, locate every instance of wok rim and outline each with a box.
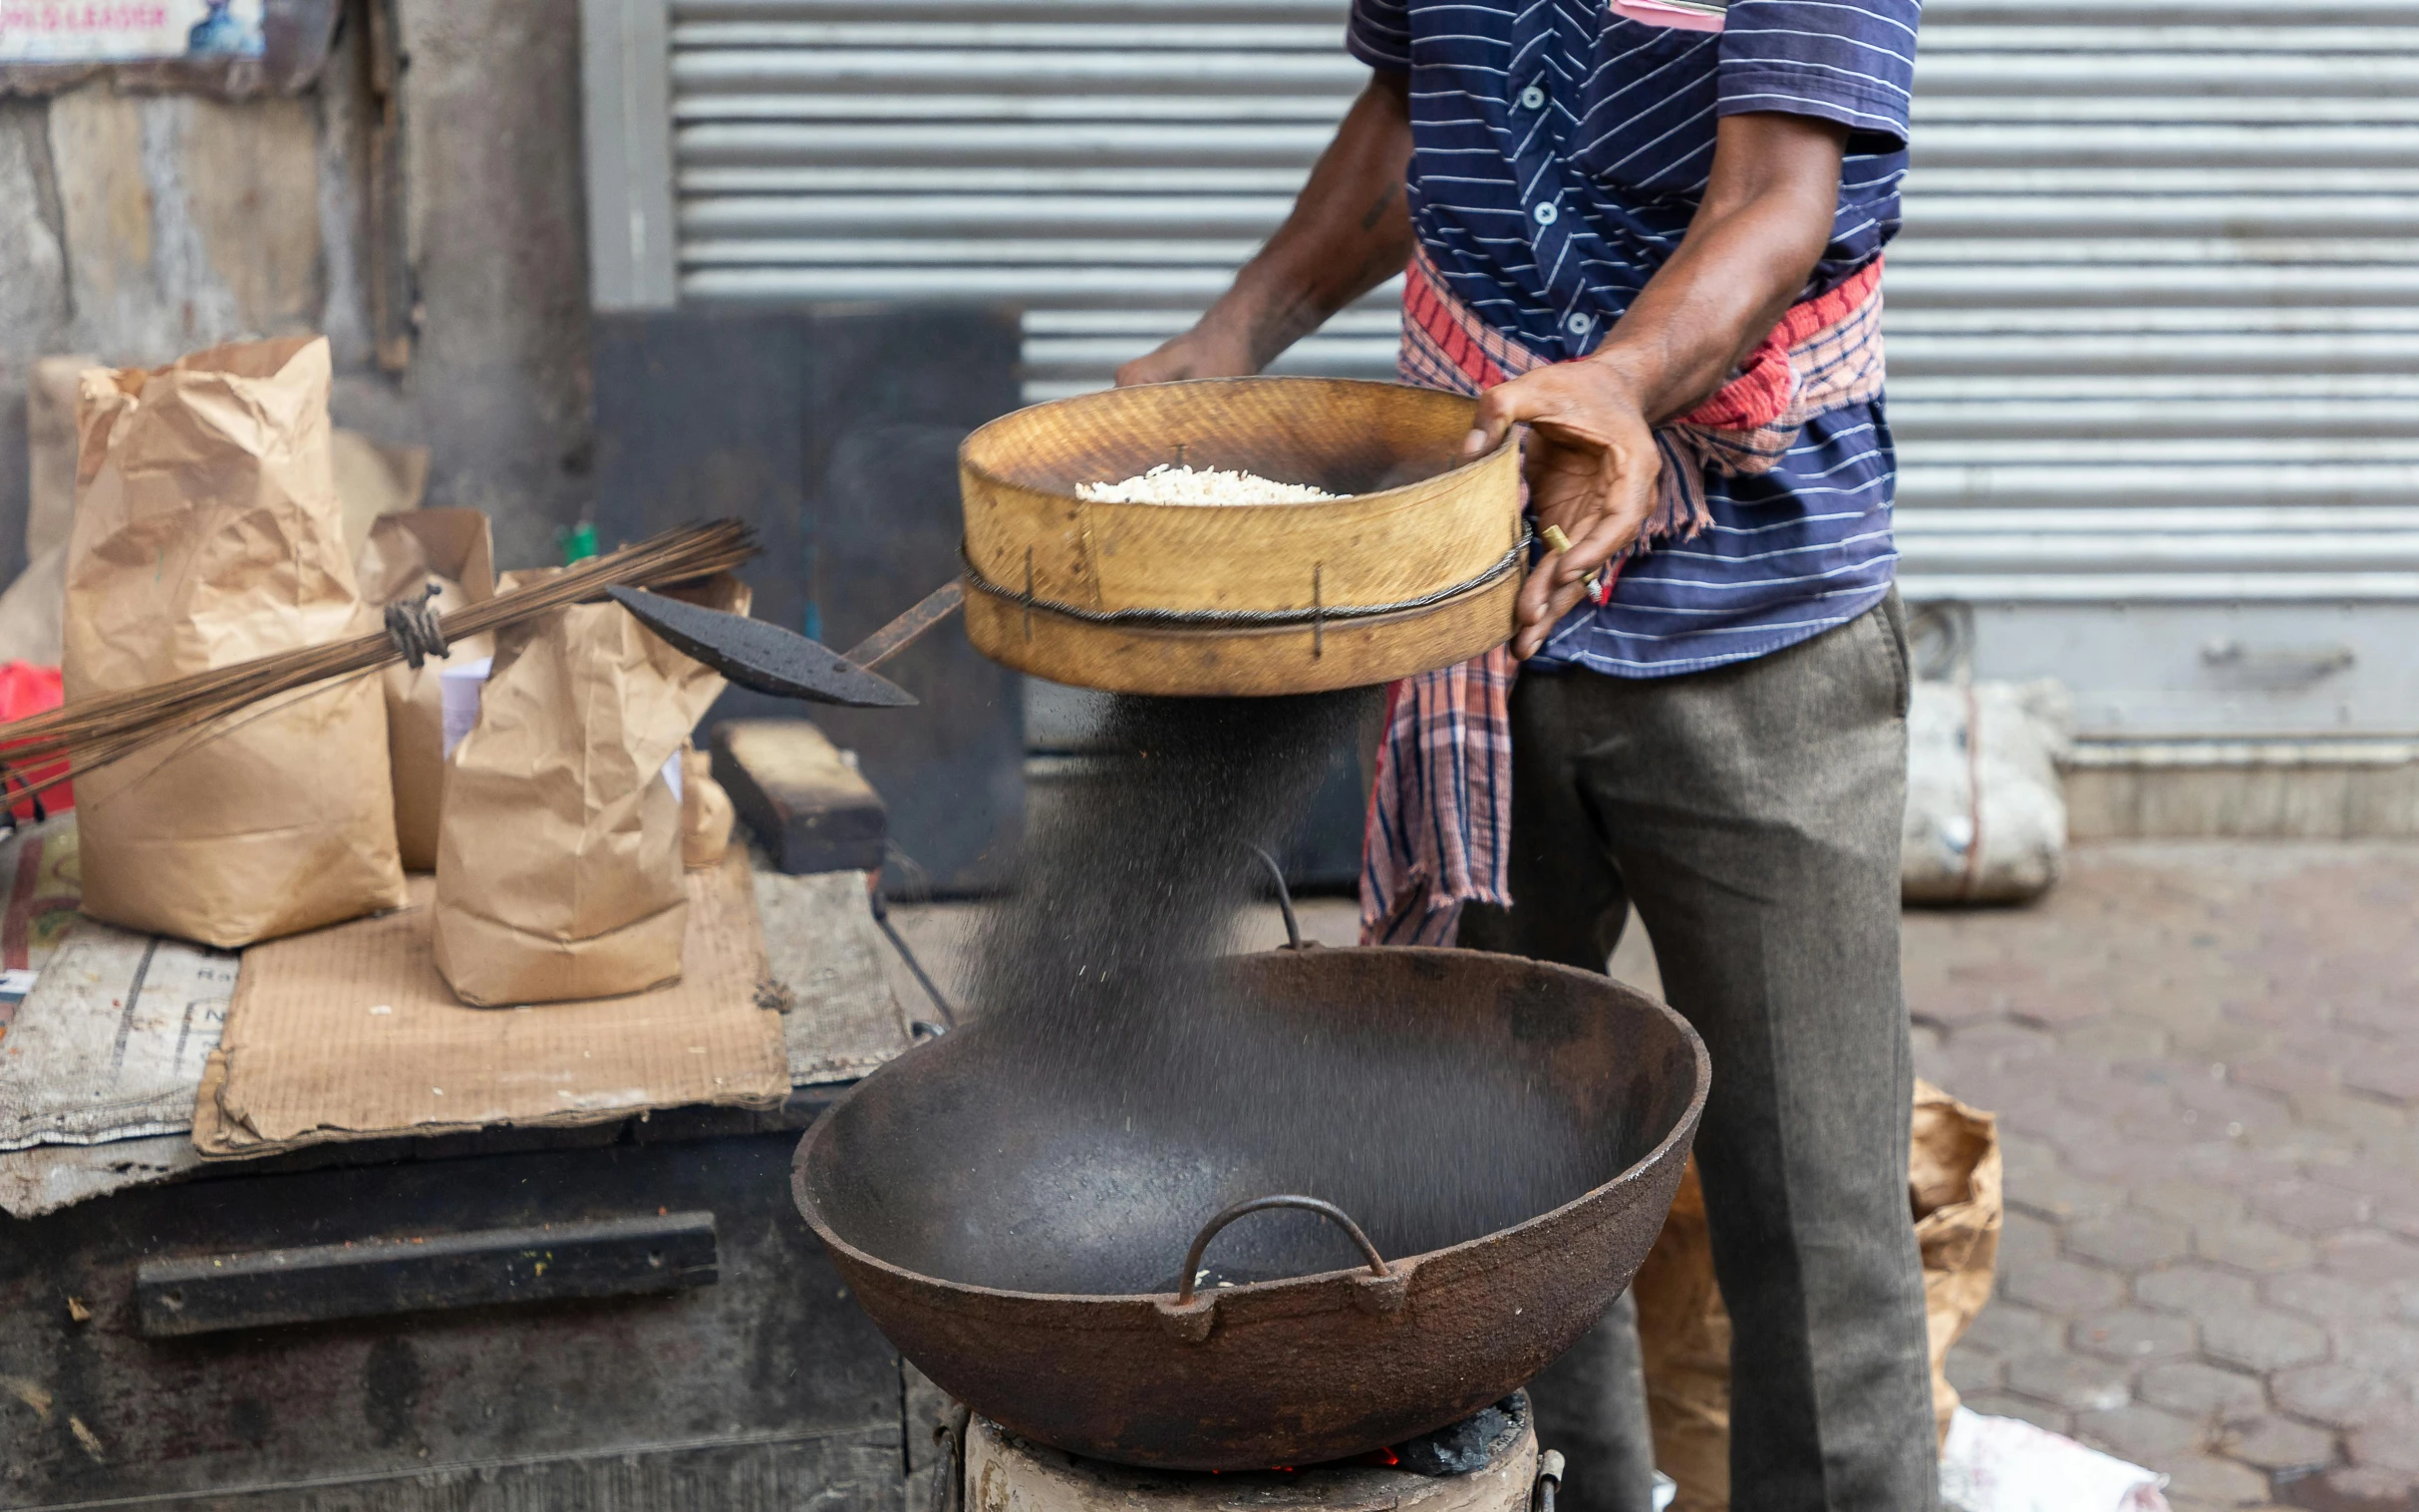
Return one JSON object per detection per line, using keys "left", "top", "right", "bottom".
{"left": 791, "top": 945, "right": 1712, "bottom": 1311}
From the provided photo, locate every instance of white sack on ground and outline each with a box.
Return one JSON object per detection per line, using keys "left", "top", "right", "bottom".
{"left": 1938, "top": 1407, "right": 2170, "bottom": 1512}
{"left": 1903, "top": 679, "right": 2072, "bottom": 905}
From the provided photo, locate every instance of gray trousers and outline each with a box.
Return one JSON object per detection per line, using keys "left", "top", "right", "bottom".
{"left": 1459, "top": 594, "right": 1938, "bottom": 1512}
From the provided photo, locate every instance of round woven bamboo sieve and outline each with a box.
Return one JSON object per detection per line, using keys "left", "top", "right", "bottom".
{"left": 957, "top": 377, "right": 1523, "bottom": 696}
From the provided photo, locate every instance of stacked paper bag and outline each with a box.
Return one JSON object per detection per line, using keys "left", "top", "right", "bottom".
{"left": 432, "top": 575, "right": 752, "bottom": 1006}
{"left": 64, "top": 337, "right": 408, "bottom": 949}
{"left": 355, "top": 509, "right": 497, "bottom": 871}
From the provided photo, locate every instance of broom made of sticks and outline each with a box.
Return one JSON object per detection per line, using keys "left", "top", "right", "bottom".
{"left": 0, "top": 518, "right": 756, "bottom": 808}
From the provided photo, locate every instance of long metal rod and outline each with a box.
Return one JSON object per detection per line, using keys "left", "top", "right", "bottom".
{"left": 846, "top": 579, "right": 967, "bottom": 669}
{"left": 1249, "top": 844, "right": 1301, "bottom": 952}
{"left": 870, "top": 887, "right": 958, "bottom": 1031}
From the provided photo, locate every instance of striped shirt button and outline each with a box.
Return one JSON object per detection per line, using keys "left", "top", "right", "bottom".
{"left": 1565, "top": 312, "right": 1594, "bottom": 336}
{"left": 1532, "top": 201, "right": 1558, "bottom": 226}
{"left": 1518, "top": 82, "right": 1546, "bottom": 110}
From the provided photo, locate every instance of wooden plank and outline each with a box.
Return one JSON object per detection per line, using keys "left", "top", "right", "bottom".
{"left": 367, "top": 0, "right": 414, "bottom": 371}
{"left": 46, "top": 90, "right": 326, "bottom": 358}
{"left": 752, "top": 863, "right": 914, "bottom": 1085}
{"left": 714, "top": 720, "right": 889, "bottom": 876}
{"left": 136, "top": 1210, "right": 718, "bottom": 1338}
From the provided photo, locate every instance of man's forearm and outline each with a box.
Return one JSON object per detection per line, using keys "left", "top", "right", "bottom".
{"left": 1192, "top": 74, "right": 1416, "bottom": 370}
{"left": 1584, "top": 113, "right": 1850, "bottom": 423}
{"left": 1461, "top": 110, "right": 1852, "bottom": 655}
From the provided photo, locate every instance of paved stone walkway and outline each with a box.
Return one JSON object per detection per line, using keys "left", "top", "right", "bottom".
{"left": 1904, "top": 844, "right": 2419, "bottom": 1512}
{"left": 887, "top": 842, "right": 2419, "bottom": 1509}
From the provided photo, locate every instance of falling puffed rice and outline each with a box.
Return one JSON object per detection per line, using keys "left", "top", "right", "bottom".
{"left": 1074, "top": 462, "right": 1340, "bottom": 506}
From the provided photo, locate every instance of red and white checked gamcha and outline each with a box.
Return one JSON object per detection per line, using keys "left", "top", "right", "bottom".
{"left": 1360, "top": 252, "right": 1888, "bottom": 946}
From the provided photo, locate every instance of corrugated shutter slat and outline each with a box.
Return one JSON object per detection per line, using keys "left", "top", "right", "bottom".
{"left": 667, "top": 0, "right": 2419, "bottom": 612}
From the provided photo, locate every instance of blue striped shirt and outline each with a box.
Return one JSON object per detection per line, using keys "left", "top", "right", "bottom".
{"left": 1347, "top": 0, "right": 1919, "bottom": 676}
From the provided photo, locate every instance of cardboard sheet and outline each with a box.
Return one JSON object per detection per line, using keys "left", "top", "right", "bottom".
{"left": 191, "top": 852, "right": 786, "bottom": 1159}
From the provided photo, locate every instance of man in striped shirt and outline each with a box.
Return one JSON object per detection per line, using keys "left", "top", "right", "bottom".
{"left": 1120, "top": 0, "right": 1935, "bottom": 1506}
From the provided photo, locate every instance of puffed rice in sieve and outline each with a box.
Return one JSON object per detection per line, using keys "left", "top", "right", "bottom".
{"left": 1074, "top": 462, "right": 1340, "bottom": 506}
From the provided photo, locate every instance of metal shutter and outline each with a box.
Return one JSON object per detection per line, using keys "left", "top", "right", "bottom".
{"left": 655, "top": 0, "right": 2419, "bottom": 739}
{"left": 665, "top": 1, "right": 1390, "bottom": 391}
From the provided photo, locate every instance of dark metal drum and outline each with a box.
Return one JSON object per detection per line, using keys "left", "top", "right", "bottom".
{"left": 791, "top": 946, "right": 1708, "bottom": 1470}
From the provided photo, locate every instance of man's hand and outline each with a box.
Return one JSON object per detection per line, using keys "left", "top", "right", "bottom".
{"left": 1115, "top": 323, "right": 1259, "bottom": 387}
{"left": 1464, "top": 365, "right": 1663, "bottom": 659}
{"left": 1471, "top": 111, "right": 1850, "bottom": 658}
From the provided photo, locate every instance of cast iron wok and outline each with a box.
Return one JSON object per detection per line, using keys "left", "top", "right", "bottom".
{"left": 791, "top": 945, "right": 1708, "bottom": 1470}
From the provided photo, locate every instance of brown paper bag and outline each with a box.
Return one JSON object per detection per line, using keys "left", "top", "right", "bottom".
{"left": 1912, "top": 1080, "right": 2003, "bottom": 1437}
{"left": 1635, "top": 1079, "right": 2001, "bottom": 1511}
{"left": 680, "top": 746, "right": 737, "bottom": 871}
{"left": 329, "top": 431, "right": 431, "bottom": 562}
{"left": 355, "top": 509, "right": 496, "bottom": 871}
{"left": 431, "top": 578, "right": 749, "bottom": 1006}
{"left": 1631, "top": 1163, "right": 1732, "bottom": 1505}
{"left": 64, "top": 336, "right": 408, "bottom": 949}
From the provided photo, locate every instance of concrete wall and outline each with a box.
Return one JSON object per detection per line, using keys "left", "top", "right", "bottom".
{"left": 0, "top": 0, "right": 593, "bottom": 585}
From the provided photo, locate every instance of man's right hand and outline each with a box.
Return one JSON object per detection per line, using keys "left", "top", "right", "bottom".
{"left": 1114, "top": 325, "right": 1259, "bottom": 387}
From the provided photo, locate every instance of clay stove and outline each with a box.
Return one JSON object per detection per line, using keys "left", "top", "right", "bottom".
{"left": 959, "top": 1392, "right": 1554, "bottom": 1512}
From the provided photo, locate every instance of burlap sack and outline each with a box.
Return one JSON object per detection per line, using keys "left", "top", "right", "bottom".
{"left": 1635, "top": 1079, "right": 2001, "bottom": 1510}
{"left": 431, "top": 577, "right": 748, "bottom": 1006}
{"left": 355, "top": 510, "right": 496, "bottom": 871}
{"left": 64, "top": 336, "right": 408, "bottom": 949}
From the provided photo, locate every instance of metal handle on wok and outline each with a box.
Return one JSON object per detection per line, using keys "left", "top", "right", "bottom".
{"left": 1175, "top": 1195, "right": 1390, "bottom": 1305}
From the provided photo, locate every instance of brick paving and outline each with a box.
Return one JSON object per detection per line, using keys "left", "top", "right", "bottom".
{"left": 1905, "top": 843, "right": 2419, "bottom": 1511}
{"left": 886, "top": 841, "right": 2419, "bottom": 1508}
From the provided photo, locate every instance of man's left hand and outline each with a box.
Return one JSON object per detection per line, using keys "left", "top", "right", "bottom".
{"left": 1463, "top": 363, "right": 1663, "bottom": 660}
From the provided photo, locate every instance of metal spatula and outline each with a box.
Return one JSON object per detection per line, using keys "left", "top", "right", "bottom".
{"left": 609, "top": 585, "right": 920, "bottom": 707}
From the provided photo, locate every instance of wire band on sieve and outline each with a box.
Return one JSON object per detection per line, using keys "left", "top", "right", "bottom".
{"left": 958, "top": 530, "right": 1530, "bottom": 631}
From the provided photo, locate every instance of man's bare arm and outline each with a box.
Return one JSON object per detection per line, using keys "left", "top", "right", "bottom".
{"left": 1464, "top": 111, "right": 1850, "bottom": 657}
{"left": 1116, "top": 73, "right": 1414, "bottom": 385}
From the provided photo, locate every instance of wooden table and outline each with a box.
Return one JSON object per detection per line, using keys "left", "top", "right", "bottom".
{"left": 0, "top": 848, "right": 932, "bottom": 1510}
